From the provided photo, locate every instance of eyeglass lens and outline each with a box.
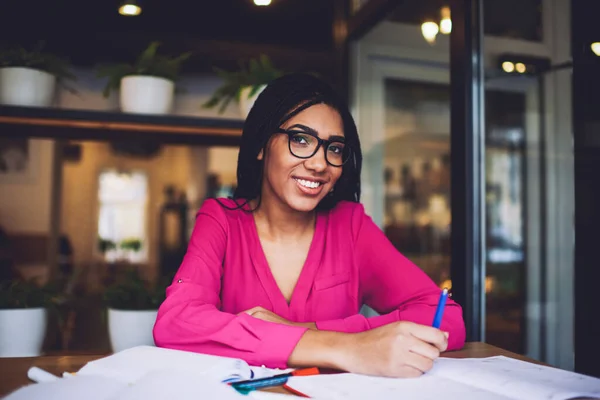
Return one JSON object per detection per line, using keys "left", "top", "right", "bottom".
{"left": 289, "top": 132, "right": 348, "bottom": 166}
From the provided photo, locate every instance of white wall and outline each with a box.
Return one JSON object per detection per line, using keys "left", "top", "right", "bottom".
{"left": 208, "top": 147, "right": 240, "bottom": 187}
{"left": 0, "top": 139, "right": 55, "bottom": 234}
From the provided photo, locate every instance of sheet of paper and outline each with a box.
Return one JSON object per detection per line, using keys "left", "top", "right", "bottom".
{"left": 3, "top": 375, "right": 126, "bottom": 400}
{"left": 250, "top": 366, "right": 294, "bottom": 379}
{"left": 248, "top": 391, "right": 298, "bottom": 400}
{"left": 5, "top": 369, "right": 248, "bottom": 400}
{"left": 286, "top": 373, "right": 513, "bottom": 400}
{"left": 114, "top": 370, "right": 247, "bottom": 400}
{"left": 431, "top": 356, "right": 600, "bottom": 400}
{"left": 77, "top": 345, "right": 252, "bottom": 384}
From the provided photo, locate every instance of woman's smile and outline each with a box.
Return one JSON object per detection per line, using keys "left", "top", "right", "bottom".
{"left": 292, "top": 176, "right": 326, "bottom": 196}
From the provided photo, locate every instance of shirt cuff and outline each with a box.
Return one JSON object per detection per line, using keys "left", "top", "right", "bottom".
{"left": 239, "top": 313, "right": 309, "bottom": 369}
{"left": 315, "top": 314, "right": 370, "bottom": 333}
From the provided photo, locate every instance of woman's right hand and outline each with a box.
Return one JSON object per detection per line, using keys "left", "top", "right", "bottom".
{"left": 333, "top": 321, "right": 449, "bottom": 378}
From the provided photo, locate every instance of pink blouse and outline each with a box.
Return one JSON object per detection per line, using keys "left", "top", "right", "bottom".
{"left": 153, "top": 198, "right": 466, "bottom": 369}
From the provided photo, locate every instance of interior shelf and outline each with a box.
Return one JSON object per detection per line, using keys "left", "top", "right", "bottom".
{"left": 0, "top": 105, "right": 244, "bottom": 146}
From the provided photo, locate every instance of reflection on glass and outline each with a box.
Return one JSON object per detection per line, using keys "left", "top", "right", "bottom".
{"left": 383, "top": 78, "right": 451, "bottom": 287}
{"left": 485, "top": 90, "right": 527, "bottom": 354}
{"left": 351, "top": 0, "right": 370, "bottom": 15}
{"left": 387, "top": 0, "right": 543, "bottom": 42}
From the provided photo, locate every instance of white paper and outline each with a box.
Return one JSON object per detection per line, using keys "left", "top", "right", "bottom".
{"left": 286, "top": 356, "right": 600, "bottom": 400}
{"left": 5, "top": 370, "right": 247, "bottom": 400}
{"left": 431, "top": 356, "right": 600, "bottom": 400}
{"left": 250, "top": 366, "right": 294, "bottom": 380}
{"left": 3, "top": 375, "right": 126, "bottom": 400}
{"left": 287, "top": 373, "right": 512, "bottom": 400}
{"left": 249, "top": 391, "right": 307, "bottom": 400}
{"left": 77, "top": 345, "right": 252, "bottom": 384}
{"left": 114, "top": 370, "right": 246, "bottom": 400}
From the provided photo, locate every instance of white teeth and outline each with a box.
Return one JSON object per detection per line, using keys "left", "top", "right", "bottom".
{"left": 296, "top": 179, "right": 321, "bottom": 189}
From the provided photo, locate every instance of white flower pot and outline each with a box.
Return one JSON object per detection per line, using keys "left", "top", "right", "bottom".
{"left": 239, "top": 84, "right": 266, "bottom": 118}
{"left": 108, "top": 308, "right": 157, "bottom": 353}
{"left": 0, "top": 308, "right": 47, "bottom": 357}
{"left": 120, "top": 76, "right": 174, "bottom": 114}
{"left": 0, "top": 67, "right": 56, "bottom": 107}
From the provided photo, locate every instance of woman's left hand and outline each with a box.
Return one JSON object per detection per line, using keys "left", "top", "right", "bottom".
{"left": 242, "top": 306, "right": 316, "bottom": 330}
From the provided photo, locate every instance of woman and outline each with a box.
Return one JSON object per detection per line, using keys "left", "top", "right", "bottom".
{"left": 153, "top": 73, "right": 466, "bottom": 378}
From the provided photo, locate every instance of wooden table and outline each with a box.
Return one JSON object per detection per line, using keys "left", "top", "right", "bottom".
{"left": 0, "top": 342, "right": 545, "bottom": 398}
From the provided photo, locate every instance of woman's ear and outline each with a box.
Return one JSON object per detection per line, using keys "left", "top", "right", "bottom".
{"left": 257, "top": 149, "right": 264, "bottom": 161}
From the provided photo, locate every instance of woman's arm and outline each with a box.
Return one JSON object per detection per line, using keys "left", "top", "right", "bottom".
{"left": 152, "top": 200, "right": 308, "bottom": 369}
{"left": 288, "top": 320, "right": 449, "bottom": 378}
{"left": 312, "top": 204, "right": 466, "bottom": 350}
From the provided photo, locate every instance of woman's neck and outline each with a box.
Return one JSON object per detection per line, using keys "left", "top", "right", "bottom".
{"left": 252, "top": 196, "right": 316, "bottom": 243}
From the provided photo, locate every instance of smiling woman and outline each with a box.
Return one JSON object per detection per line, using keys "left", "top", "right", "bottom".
{"left": 153, "top": 73, "right": 466, "bottom": 379}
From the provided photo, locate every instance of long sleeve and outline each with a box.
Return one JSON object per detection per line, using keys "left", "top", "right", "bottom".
{"left": 315, "top": 204, "right": 466, "bottom": 351}
{"left": 153, "top": 200, "right": 308, "bottom": 368}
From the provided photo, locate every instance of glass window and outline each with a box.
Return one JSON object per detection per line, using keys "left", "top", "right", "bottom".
{"left": 97, "top": 170, "right": 148, "bottom": 263}
{"left": 482, "top": 0, "right": 573, "bottom": 368}
{"left": 387, "top": 0, "right": 543, "bottom": 42}
{"left": 484, "top": 0, "right": 543, "bottom": 42}
{"left": 384, "top": 79, "right": 451, "bottom": 287}
{"left": 485, "top": 89, "right": 527, "bottom": 354}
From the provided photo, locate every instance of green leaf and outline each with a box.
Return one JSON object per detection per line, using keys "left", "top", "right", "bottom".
{"left": 0, "top": 279, "right": 59, "bottom": 309}
{"left": 103, "top": 267, "right": 170, "bottom": 310}
{"left": 203, "top": 54, "right": 286, "bottom": 114}
{"left": 0, "top": 41, "right": 77, "bottom": 93}
{"left": 94, "top": 42, "right": 192, "bottom": 97}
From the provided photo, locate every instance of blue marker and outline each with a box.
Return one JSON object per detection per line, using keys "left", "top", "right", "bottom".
{"left": 432, "top": 288, "right": 449, "bottom": 328}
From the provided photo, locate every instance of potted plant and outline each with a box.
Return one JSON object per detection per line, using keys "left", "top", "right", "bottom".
{"left": 0, "top": 42, "right": 76, "bottom": 107}
{"left": 103, "top": 268, "right": 168, "bottom": 352}
{"left": 97, "top": 42, "right": 191, "bottom": 115}
{"left": 98, "top": 237, "right": 117, "bottom": 257}
{"left": 0, "top": 279, "right": 57, "bottom": 357}
{"left": 203, "top": 54, "right": 283, "bottom": 118}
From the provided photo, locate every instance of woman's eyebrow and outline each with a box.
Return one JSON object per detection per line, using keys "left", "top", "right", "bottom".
{"left": 287, "top": 124, "right": 318, "bottom": 135}
{"left": 287, "top": 124, "right": 345, "bottom": 140}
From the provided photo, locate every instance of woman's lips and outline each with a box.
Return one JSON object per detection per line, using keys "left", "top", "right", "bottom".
{"left": 293, "top": 177, "right": 325, "bottom": 196}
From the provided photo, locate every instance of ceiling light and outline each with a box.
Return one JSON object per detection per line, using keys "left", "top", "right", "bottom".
{"left": 254, "top": 0, "right": 271, "bottom": 5}
{"left": 502, "top": 61, "right": 515, "bottom": 73}
{"left": 592, "top": 42, "right": 600, "bottom": 56}
{"left": 440, "top": 6, "right": 452, "bottom": 35}
{"left": 515, "top": 62, "right": 526, "bottom": 73}
{"left": 119, "top": 0, "right": 141, "bottom": 16}
{"left": 421, "top": 21, "right": 439, "bottom": 45}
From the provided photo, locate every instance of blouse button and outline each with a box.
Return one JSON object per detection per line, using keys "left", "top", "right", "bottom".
{"left": 177, "top": 279, "right": 183, "bottom": 283}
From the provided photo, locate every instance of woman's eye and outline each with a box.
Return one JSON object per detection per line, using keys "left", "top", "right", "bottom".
{"left": 328, "top": 144, "right": 344, "bottom": 154}
{"left": 292, "top": 134, "right": 311, "bottom": 145}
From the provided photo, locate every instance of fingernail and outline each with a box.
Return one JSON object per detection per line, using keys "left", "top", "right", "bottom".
{"left": 444, "top": 331, "right": 450, "bottom": 339}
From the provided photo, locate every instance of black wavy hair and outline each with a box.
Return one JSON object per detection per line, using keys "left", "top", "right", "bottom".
{"left": 220, "top": 73, "right": 362, "bottom": 212}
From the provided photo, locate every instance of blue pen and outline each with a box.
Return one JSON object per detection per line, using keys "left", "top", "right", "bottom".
{"left": 432, "top": 288, "right": 449, "bottom": 328}
{"left": 230, "top": 368, "right": 319, "bottom": 394}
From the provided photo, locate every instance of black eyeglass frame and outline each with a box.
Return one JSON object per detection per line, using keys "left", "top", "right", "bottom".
{"left": 275, "top": 128, "right": 351, "bottom": 167}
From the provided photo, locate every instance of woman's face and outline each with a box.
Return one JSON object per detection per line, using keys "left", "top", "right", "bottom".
{"left": 259, "top": 103, "right": 345, "bottom": 213}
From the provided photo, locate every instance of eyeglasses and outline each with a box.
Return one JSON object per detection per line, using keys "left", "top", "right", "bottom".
{"left": 276, "top": 128, "right": 350, "bottom": 167}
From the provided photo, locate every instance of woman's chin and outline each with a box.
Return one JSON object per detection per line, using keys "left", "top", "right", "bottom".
{"left": 285, "top": 194, "right": 324, "bottom": 213}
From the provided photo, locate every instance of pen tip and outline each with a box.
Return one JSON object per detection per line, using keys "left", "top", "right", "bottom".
{"left": 442, "top": 288, "right": 449, "bottom": 294}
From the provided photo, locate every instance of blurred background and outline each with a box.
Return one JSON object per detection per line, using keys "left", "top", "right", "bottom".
{"left": 0, "top": 0, "right": 598, "bottom": 378}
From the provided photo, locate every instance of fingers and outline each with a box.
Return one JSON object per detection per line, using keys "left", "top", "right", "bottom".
{"left": 395, "top": 365, "right": 424, "bottom": 378}
{"left": 403, "top": 351, "right": 434, "bottom": 374}
{"left": 406, "top": 323, "right": 448, "bottom": 352}
{"left": 240, "top": 306, "right": 267, "bottom": 316}
{"left": 406, "top": 335, "right": 440, "bottom": 361}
